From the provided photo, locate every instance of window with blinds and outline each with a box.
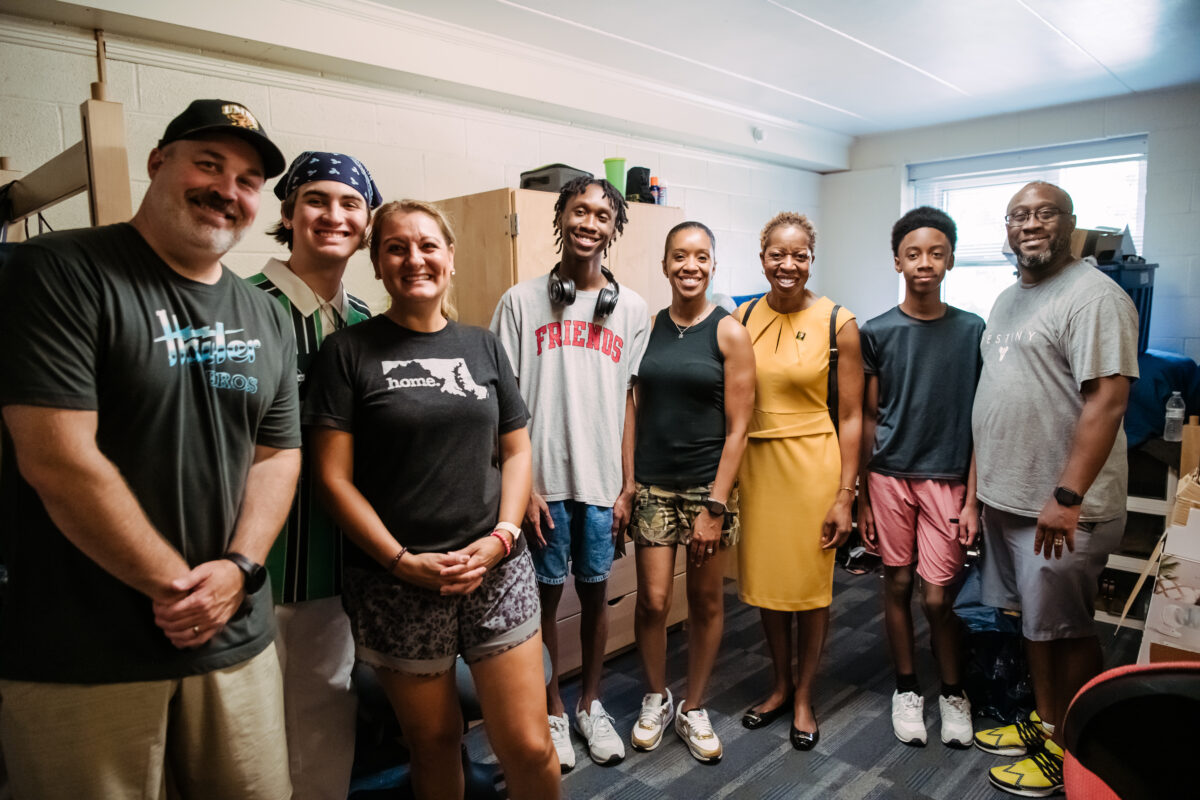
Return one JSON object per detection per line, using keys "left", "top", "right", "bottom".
{"left": 905, "top": 137, "right": 1147, "bottom": 319}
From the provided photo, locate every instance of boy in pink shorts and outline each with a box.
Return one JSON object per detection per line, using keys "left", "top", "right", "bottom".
{"left": 858, "top": 207, "right": 985, "bottom": 749}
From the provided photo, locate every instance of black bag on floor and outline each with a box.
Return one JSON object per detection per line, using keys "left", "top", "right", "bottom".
{"left": 954, "top": 558, "right": 1034, "bottom": 724}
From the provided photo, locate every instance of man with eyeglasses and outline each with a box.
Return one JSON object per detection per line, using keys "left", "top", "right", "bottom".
{"left": 970, "top": 181, "right": 1138, "bottom": 797}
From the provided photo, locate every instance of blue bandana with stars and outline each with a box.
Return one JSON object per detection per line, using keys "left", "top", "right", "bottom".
{"left": 273, "top": 150, "right": 381, "bottom": 209}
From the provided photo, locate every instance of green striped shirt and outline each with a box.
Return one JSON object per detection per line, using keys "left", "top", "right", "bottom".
{"left": 247, "top": 259, "right": 371, "bottom": 603}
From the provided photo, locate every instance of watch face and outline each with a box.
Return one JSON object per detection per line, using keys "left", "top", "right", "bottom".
{"left": 1054, "top": 487, "right": 1083, "bottom": 507}
{"left": 704, "top": 500, "right": 726, "bottom": 516}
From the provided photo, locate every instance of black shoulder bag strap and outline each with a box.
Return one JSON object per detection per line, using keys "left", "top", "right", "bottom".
{"left": 739, "top": 295, "right": 761, "bottom": 327}
{"left": 828, "top": 304, "right": 842, "bottom": 435}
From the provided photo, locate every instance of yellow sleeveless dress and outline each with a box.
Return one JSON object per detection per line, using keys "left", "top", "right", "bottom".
{"left": 736, "top": 295, "right": 855, "bottom": 611}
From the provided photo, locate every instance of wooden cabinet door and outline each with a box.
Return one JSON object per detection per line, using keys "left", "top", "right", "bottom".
{"left": 434, "top": 188, "right": 516, "bottom": 327}
{"left": 511, "top": 189, "right": 561, "bottom": 283}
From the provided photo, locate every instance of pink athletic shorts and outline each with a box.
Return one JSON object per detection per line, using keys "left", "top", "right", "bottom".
{"left": 865, "top": 473, "right": 967, "bottom": 586}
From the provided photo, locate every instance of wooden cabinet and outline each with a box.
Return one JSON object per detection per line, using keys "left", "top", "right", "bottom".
{"left": 433, "top": 188, "right": 684, "bottom": 326}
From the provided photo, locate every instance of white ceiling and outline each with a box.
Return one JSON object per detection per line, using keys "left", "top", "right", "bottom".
{"left": 381, "top": 0, "right": 1200, "bottom": 136}
{"left": 7, "top": 0, "right": 1200, "bottom": 170}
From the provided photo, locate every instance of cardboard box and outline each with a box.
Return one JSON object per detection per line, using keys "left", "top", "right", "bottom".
{"left": 1138, "top": 509, "right": 1200, "bottom": 663}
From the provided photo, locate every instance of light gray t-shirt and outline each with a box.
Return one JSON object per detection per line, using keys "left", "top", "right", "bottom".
{"left": 491, "top": 273, "right": 650, "bottom": 506}
{"left": 973, "top": 260, "right": 1139, "bottom": 521}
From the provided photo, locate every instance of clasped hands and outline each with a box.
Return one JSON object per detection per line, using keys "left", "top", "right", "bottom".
{"left": 395, "top": 535, "right": 509, "bottom": 595}
{"left": 152, "top": 559, "right": 246, "bottom": 650}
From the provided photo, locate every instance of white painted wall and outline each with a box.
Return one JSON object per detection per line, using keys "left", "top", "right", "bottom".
{"left": 0, "top": 15, "right": 820, "bottom": 312}
{"left": 820, "top": 84, "right": 1200, "bottom": 358}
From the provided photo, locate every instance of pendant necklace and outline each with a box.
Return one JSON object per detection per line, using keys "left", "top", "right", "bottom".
{"left": 670, "top": 304, "right": 711, "bottom": 339}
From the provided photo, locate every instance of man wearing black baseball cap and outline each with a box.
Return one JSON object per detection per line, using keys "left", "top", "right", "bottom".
{"left": 0, "top": 99, "right": 299, "bottom": 798}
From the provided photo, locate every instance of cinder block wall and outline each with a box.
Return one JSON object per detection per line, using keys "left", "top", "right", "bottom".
{"left": 0, "top": 15, "right": 821, "bottom": 313}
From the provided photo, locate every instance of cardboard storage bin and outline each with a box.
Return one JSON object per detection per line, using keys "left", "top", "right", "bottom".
{"left": 1138, "top": 509, "right": 1200, "bottom": 663}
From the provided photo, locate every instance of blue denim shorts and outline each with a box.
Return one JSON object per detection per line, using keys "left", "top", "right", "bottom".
{"left": 530, "top": 501, "right": 614, "bottom": 585}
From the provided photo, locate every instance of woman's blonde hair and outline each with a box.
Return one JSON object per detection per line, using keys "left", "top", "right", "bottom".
{"left": 368, "top": 199, "right": 458, "bottom": 321}
{"left": 759, "top": 211, "right": 817, "bottom": 256}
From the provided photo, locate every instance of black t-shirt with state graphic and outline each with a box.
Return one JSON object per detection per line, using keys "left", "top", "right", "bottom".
{"left": 0, "top": 223, "right": 300, "bottom": 683}
{"left": 303, "top": 317, "right": 528, "bottom": 561}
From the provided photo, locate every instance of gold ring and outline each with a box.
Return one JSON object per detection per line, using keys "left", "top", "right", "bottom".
{"left": 192, "top": 625, "right": 201, "bottom": 636}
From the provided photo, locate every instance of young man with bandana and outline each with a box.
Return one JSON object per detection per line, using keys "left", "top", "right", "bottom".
{"left": 247, "top": 151, "right": 381, "bottom": 800}
{"left": 0, "top": 99, "right": 297, "bottom": 799}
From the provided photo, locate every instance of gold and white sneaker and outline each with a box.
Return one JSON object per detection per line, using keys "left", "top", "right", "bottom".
{"left": 674, "top": 703, "right": 723, "bottom": 763}
{"left": 631, "top": 688, "right": 674, "bottom": 751}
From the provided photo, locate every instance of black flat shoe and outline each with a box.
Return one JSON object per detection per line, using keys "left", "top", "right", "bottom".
{"left": 742, "top": 697, "right": 792, "bottom": 730}
{"left": 790, "top": 722, "right": 820, "bottom": 751}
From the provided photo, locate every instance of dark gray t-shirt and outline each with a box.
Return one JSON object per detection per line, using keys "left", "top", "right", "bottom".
{"left": 973, "top": 260, "right": 1139, "bottom": 521}
{"left": 861, "top": 305, "right": 985, "bottom": 480}
{"left": 0, "top": 223, "right": 300, "bottom": 683}
{"left": 303, "top": 317, "right": 528, "bottom": 560}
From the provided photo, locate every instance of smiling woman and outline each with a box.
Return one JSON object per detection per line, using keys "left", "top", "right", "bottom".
{"left": 303, "top": 197, "right": 561, "bottom": 799}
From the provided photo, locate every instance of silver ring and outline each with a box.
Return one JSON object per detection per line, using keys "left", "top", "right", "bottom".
{"left": 1054, "top": 537, "right": 1064, "bottom": 546}
{"left": 706, "top": 548, "right": 714, "bottom": 554}
{"left": 192, "top": 625, "right": 201, "bottom": 636}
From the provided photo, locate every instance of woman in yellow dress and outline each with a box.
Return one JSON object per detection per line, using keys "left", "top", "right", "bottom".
{"left": 736, "top": 212, "right": 863, "bottom": 750}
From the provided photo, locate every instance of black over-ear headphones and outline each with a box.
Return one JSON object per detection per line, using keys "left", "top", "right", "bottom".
{"left": 548, "top": 264, "right": 620, "bottom": 317}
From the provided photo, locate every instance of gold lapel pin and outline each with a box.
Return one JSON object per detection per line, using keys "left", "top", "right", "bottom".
{"left": 796, "top": 331, "right": 806, "bottom": 340}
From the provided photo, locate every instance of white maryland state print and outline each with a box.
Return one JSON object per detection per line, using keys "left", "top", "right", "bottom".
{"left": 381, "top": 358, "right": 488, "bottom": 399}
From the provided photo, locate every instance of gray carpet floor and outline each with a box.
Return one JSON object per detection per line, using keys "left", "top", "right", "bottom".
{"left": 466, "top": 566, "right": 1140, "bottom": 799}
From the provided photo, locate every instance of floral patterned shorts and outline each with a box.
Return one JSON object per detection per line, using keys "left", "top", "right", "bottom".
{"left": 342, "top": 549, "right": 541, "bottom": 676}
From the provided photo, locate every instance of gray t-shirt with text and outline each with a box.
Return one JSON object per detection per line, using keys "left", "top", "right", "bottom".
{"left": 972, "top": 260, "right": 1139, "bottom": 521}
{"left": 491, "top": 274, "right": 650, "bottom": 507}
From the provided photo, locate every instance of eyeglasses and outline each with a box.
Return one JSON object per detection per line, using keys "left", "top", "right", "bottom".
{"left": 1005, "top": 207, "right": 1065, "bottom": 226}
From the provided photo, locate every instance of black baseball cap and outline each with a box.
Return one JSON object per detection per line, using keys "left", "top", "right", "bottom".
{"left": 158, "top": 99, "right": 286, "bottom": 178}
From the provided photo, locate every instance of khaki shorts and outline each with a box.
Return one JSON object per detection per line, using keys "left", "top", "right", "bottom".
{"left": 631, "top": 482, "right": 740, "bottom": 548}
{"left": 0, "top": 643, "right": 290, "bottom": 800}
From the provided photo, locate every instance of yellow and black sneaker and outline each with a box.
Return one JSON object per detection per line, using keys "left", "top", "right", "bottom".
{"left": 987, "top": 738, "right": 1064, "bottom": 797}
{"left": 974, "top": 710, "right": 1049, "bottom": 756}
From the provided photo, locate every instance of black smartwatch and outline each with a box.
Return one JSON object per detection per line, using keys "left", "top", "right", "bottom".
{"left": 702, "top": 497, "right": 728, "bottom": 516}
{"left": 223, "top": 552, "right": 266, "bottom": 594}
{"left": 1053, "top": 486, "right": 1084, "bottom": 507}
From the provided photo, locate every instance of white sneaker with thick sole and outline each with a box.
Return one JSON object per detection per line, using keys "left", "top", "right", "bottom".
{"left": 674, "top": 703, "right": 723, "bottom": 763}
{"left": 575, "top": 699, "right": 625, "bottom": 765}
{"left": 548, "top": 713, "right": 575, "bottom": 772}
{"left": 631, "top": 688, "right": 674, "bottom": 751}
{"left": 938, "top": 693, "right": 973, "bottom": 748}
{"left": 892, "top": 690, "right": 927, "bottom": 746}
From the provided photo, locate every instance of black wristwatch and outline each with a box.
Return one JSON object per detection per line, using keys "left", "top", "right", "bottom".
{"left": 1053, "top": 486, "right": 1084, "bottom": 508}
{"left": 223, "top": 552, "right": 266, "bottom": 594}
{"left": 702, "top": 497, "right": 728, "bottom": 516}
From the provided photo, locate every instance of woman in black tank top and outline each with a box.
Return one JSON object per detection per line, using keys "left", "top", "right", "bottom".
{"left": 626, "top": 222, "right": 755, "bottom": 763}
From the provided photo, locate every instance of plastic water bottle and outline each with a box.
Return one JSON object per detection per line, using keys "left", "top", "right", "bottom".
{"left": 1165, "top": 391, "right": 1186, "bottom": 442}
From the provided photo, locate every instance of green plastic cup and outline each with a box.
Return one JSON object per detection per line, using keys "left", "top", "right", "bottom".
{"left": 603, "top": 157, "right": 627, "bottom": 195}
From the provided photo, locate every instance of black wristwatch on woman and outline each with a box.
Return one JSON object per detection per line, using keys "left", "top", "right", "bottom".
{"left": 702, "top": 497, "right": 728, "bottom": 517}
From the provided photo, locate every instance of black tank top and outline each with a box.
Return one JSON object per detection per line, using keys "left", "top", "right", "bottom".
{"left": 634, "top": 306, "right": 728, "bottom": 486}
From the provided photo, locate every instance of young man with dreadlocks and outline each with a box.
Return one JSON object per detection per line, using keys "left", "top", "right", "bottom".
{"left": 491, "top": 178, "right": 650, "bottom": 770}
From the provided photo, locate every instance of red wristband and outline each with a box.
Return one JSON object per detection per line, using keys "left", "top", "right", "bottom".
{"left": 489, "top": 530, "right": 512, "bottom": 557}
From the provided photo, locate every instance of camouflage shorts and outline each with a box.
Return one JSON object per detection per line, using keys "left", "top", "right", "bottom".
{"left": 631, "top": 482, "right": 740, "bottom": 548}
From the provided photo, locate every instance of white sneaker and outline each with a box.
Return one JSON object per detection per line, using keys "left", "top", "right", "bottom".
{"left": 892, "top": 690, "right": 927, "bottom": 746}
{"left": 631, "top": 688, "right": 674, "bottom": 751}
{"left": 548, "top": 713, "right": 575, "bottom": 772}
{"left": 674, "top": 702, "right": 723, "bottom": 763}
{"left": 938, "top": 693, "right": 973, "bottom": 748}
{"left": 575, "top": 699, "right": 625, "bottom": 765}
